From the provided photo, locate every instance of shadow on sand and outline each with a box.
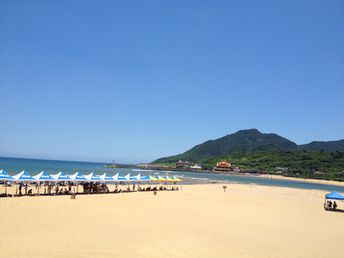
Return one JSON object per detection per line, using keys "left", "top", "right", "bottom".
{"left": 326, "top": 208, "right": 344, "bottom": 213}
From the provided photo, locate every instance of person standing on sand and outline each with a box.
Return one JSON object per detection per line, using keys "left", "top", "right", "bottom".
{"left": 18, "top": 184, "right": 22, "bottom": 195}
{"left": 333, "top": 201, "right": 337, "bottom": 210}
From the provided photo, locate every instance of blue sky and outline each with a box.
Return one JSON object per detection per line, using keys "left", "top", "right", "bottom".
{"left": 1, "top": 0, "right": 343, "bottom": 163}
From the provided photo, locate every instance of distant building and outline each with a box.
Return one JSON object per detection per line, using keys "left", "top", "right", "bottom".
{"left": 213, "top": 161, "right": 232, "bottom": 172}
{"left": 233, "top": 167, "right": 242, "bottom": 173}
{"left": 190, "top": 164, "right": 202, "bottom": 170}
{"left": 275, "top": 167, "right": 289, "bottom": 175}
{"left": 276, "top": 167, "right": 288, "bottom": 172}
{"left": 335, "top": 172, "right": 344, "bottom": 177}
{"left": 176, "top": 160, "right": 191, "bottom": 169}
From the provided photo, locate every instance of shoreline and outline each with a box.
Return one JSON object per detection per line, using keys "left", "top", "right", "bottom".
{"left": 135, "top": 167, "right": 344, "bottom": 186}
{"left": 262, "top": 174, "right": 344, "bottom": 187}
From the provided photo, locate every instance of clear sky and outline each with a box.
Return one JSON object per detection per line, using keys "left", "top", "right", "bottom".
{"left": 1, "top": 0, "right": 343, "bottom": 163}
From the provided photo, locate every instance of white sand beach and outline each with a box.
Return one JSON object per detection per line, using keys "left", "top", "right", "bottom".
{"left": 0, "top": 184, "right": 343, "bottom": 258}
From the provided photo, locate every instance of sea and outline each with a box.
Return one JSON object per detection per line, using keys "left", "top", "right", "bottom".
{"left": 1, "top": 157, "right": 344, "bottom": 192}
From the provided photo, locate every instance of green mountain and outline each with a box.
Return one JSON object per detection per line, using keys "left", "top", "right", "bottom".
{"left": 152, "top": 129, "right": 344, "bottom": 181}
{"left": 154, "top": 129, "right": 298, "bottom": 163}
{"left": 299, "top": 140, "right": 344, "bottom": 152}
{"left": 153, "top": 129, "right": 344, "bottom": 164}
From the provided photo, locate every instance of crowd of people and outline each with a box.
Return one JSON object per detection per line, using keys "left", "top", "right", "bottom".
{"left": 1, "top": 181, "right": 180, "bottom": 197}
{"left": 324, "top": 200, "right": 338, "bottom": 211}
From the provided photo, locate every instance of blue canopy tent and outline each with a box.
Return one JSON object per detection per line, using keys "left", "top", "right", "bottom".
{"left": 117, "top": 176, "right": 127, "bottom": 181}
{"left": 129, "top": 174, "right": 140, "bottom": 182}
{"left": 84, "top": 172, "right": 101, "bottom": 182}
{"left": 139, "top": 175, "right": 150, "bottom": 182}
{"left": 125, "top": 173, "right": 131, "bottom": 181}
{"left": 12, "top": 170, "right": 34, "bottom": 181}
{"left": 324, "top": 191, "right": 344, "bottom": 211}
{"left": 118, "top": 174, "right": 128, "bottom": 182}
{"left": 115, "top": 174, "right": 129, "bottom": 192}
{"left": 33, "top": 171, "right": 53, "bottom": 181}
{"left": 83, "top": 172, "right": 103, "bottom": 194}
{"left": 49, "top": 171, "right": 71, "bottom": 195}
{"left": 12, "top": 170, "right": 35, "bottom": 196}
{"left": 0, "top": 169, "right": 13, "bottom": 180}
{"left": 0, "top": 169, "right": 14, "bottom": 195}
{"left": 69, "top": 171, "right": 87, "bottom": 181}
{"left": 128, "top": 174, "right": 141, "bottom": 191}
{"left": 51, "top": 171, "right": 70, "bottom": 181}
{"left": 99, "top": 173, "right": 115, "bottom": 182}
{"left": 69, "top": 172, "right": 87, "bottom": 194}
{"left": 122, "top": 173, "right": 141, "bottom": 191}
{"left": 112, "top": 173, "right": 119, "bottom": 182}
{"left": 136, "top": 174, "right": 150, "bottom": 191}
{"left": 325, "top": 191, "right": 344, "bottom": 200}
{"left": 33, "top": 171, "right": 54, "bottom": 195}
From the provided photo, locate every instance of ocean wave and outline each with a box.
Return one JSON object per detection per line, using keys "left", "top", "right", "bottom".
{"left": 132, "top": 169, "right": 154, "bottom": 172}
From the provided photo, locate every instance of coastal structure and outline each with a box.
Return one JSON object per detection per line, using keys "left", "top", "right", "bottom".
{"left": 176, "top": 160, "right": 191, "bottom": 169}
{"left": 233, "top": 166, "right": 242, "bottom": 173}
{"left": 176, "top": 161, "right": 202, "bottom": 170}
{"left": 104, "top": 160, "right": 117, "bottom": 168}
{"left": 190, "top": 164, "right": 202, "bottom": 170}
{"left": 213, "top": 161, "right": 232, "bottom": 172}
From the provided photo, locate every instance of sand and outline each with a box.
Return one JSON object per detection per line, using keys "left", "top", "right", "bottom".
{"left": 0, "top": 183, "right": 343, "bottom": 258}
